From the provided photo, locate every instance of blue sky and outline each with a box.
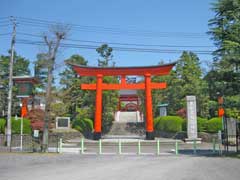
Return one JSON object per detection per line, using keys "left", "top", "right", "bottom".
{"left": 0, "top": 0, "right": 216, "bottom": 78}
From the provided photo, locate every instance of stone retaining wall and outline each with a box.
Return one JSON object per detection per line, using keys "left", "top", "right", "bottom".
{"left": 155, "top": 131, "right": 218, "bottom": 142}
{"left": 50, "top": 131, "right": 83, "bottom": 141}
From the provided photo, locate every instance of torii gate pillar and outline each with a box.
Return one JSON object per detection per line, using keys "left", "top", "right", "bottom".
{"left": 93, "top": 74, "right": 103, "bottom": 140}
{"left": 145, "top": 73, "right": 154, "bottom": 139}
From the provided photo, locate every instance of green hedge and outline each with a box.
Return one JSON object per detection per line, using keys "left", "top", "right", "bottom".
{"left": 168, "top": 116, "right": 221, "bottom": 133}
{"left": 206, "top": 117, "right": 222, "bottom": 133}
{"left": 72, "top": 118, "right": 93, "bottom": 133}
{"left": 11, "top": 117, "right": 32, "bottom": 134}
{"left": 0, "top": 118, "right": 6, "bottom": 133}
{"left": 154, "top": 116, "right": 185, "bottom": 132}
{"left": 0, "top": 117, "right": 31, "bottom": 134}
{"left": 197, "top": 117, "right": 208, "bottom": 132}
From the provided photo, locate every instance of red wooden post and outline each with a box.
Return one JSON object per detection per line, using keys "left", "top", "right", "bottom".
{"left": 93, "top": 74, "right": 103, "bottom": 140}
{"left": 145, "top": 73, "right": 154, "bottom": 140}
{"left": 121, "top": 75, "right": 126, "bottom": 85}
{"left": 21, "top": 98, "right": 28, "bottom": 118}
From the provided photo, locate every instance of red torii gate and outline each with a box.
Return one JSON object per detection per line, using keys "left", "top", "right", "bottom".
{"left": 68, "top": 62, "right": 176, "bottom": 140}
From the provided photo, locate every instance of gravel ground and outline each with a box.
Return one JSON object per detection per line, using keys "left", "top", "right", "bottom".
{"left": 0, "top": 153, "right": 239, "bottom": 180}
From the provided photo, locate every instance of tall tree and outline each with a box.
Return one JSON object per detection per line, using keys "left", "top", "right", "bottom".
{"left": 96, "top": 44, "right": 118, "bottom": 133}
{"left": 150, "top": 52, "right": 209, "bottom": 118}
{"left": 96, "top": 44, "right": 115, "bottom": 67}
{"left": 169, "top": 51, "right": 209, "bottom": 117}
{"left": 34, "top": 53, "right": 49, "bottom": 90}
{"left": 209, "top": 0, "right": 240, "bottom": 70}
{"left": 0, "top": 53, "right": 30, "bottom": 117}
{"left": 42, "top": 28, "right": 67, "bottom": 151}
{"left": 59, "top": 54, "right": 94, "bottom": 118}
{"left": 208, "top": 0, "right": 240, "bottom": 118}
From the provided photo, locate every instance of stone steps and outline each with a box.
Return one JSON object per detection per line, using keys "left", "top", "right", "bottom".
{"left": 119, "top": 112, "right": 138, "bottom": 122}
{"left": 107, "top": 122, "right": 145, "bottom": 137}
{"left": 115, "top": 111, "right": 143, "bottom": 122}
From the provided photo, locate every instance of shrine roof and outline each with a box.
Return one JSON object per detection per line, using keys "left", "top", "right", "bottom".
{"left": 13, "top": 76, "right": 39, "bottom": 83}
{"left": 67, "top": 61, "right": 176, "bottom": 76}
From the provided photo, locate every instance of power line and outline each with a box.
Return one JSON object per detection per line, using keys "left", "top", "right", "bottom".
{"left": 11, "top": 16, "right": 210, "bottom": 38}
{"left": 16, "top": 39, "right": 213, "bottom": 54}
{"left": 0, "top": 20, "right": 10, "bottom": 24}
{"left": 0, "top": 33, "right": 11, "bottom": 36}
{"left": 0, "top": 24, "right": 11, "bottom": 27}
{"left": 17, "top": 32, "right": 215, "bottom": 49}
{"left": 0, "top": 17, "right": 9, "bottom": 20}
{"left": 16, "top": 17, "right": 206, "bottom": 35}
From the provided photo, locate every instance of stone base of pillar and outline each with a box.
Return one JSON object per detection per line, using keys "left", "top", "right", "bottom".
{"left": 93, "top": 132, "right": 101, "bottom": 140}
{"left": 185, "top": 138, "right": 202, "bottom": 144}
{"left": 146, "top": 131, "right": 155, "bottom": 140}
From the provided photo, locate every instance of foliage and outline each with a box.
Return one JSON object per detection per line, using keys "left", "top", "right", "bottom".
{"left": 96, "top": 44, "right": 118, "bottom": 133}
{"left": 72, "top": 117, "right": 93, "bottom": 134}
{"left": 170, "top": 52, "right": 209, "bottom": 117}
{"left": 208, "top": 100, "right": 218, "bottom": 118}
{"left": 11, "top": 117, "right": 32, "bottom": 134}
{"left": 59, "top": 54, "right": 94, "bottom": 119}
{"left": 208, "top": 0, "right": 240, "bottom": 69}
{"left": 26, "top": 109, "right": 45, "bottom": 122}
{"left": 154, "top": 116, "right": 185, "bottom": 132}
{"left": 0, "top": 118, "right": 6, "bottom": 133}
{"left": 96, "top": 44, "right": 114, "bottom": 67}
{"left": 60, "top": 55, "right": 94, "bottom": 119}
{"left": 207, "top": 0, "right": 240, "bottom": 118}
{"left": 176, "top": 108, "right": 186, "bottom": 118}
{"left": 223, "top": 96, "right": 240, "bottom": 120}
{"left": 0, "top": 53, "right": 30, "bottom": 116}
{"left": 59, "top": 46, "right": 118, "bottom": 134}
{"left": 50, "top": 102, "right": 68, "bottom": 118}
{"left": 34, "top": 53, "right": 49, "bottom": 89}
{"left": 148, "top": 52, "right": 209, "bottom": 118}
{"left": 197, "top": 117, "right": 208, "bottom": 132}
{"left": 150, "top": 73, "right": 170, "bottom": 117}
{"left": 101, "top": 76, "right": 118, "bottom": 133}
{"left": 206, "top": 117, "right": 222, "bottom": 133}
{"left": 225, "top": 108, "right": 240, "bottom": 120}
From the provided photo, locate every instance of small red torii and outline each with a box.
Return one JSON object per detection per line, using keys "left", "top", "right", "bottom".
{"left": 68, "top": 62, "right": 176, "bottom": 140}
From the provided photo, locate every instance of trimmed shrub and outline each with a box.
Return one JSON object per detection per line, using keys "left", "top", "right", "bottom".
{"left": 11, "top": 117, "right": 32, "bottom": 134}
{"left": 154, "top": 116, "right": 185, "bottom": 132}
{"left": 72, "top": 118, "right": 93, "bottom": 134}
{"left": 206, "top": 117, "right": 222, "bottom": 133}
{"left": 197, "top": 117, "right": 208, "bottom": 132}
{"left": 0, "top": 118, "right": 6, "bottom": 133}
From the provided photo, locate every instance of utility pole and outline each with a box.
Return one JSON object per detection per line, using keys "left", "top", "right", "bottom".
{"left": 6, "top": 17, "right": 16, "bottom": 147}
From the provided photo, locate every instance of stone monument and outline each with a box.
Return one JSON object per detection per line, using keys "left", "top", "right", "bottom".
{"left": 56, "top": 117, "right": 70, "bottom": 129}
{"left": 185, "top": 96, "right": 201, "bottom": 143}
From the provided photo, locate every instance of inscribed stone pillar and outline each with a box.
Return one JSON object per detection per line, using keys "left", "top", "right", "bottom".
{"left": 186, "top": 96, "right": 198, "bottom": 140}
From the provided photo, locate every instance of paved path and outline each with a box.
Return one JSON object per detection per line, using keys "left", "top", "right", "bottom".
{"left": 0, "top": 153, "right": 239, "bottom": 180}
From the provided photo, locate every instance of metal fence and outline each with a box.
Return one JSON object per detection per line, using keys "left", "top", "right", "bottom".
{"left": 1, "top": 131, "right": 238, "bottom": 156}
{"left": 58, "top": 138, "right": 223, "bottom": 156}
{"left": 0, "top": 134, "right": 59, "bottom": 153}
{"left": 222, "top": 117, "right": 240, "bottom": 153}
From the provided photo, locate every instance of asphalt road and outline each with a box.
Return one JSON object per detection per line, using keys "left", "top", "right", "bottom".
{"left": 0, "top": 153, "right": 239, "bottom": 180}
